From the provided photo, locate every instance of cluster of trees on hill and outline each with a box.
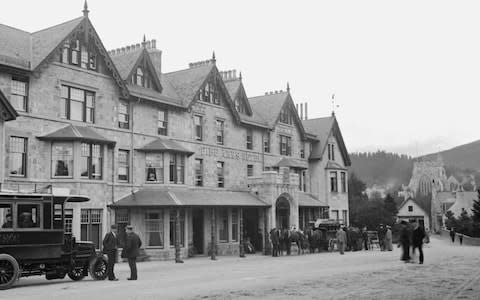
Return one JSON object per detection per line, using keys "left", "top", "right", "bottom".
{"left": 349, "top": 151, "right": 414, "bottom": 188}
{"left": 348, "top": 173, "right": 399, "bottom": 229}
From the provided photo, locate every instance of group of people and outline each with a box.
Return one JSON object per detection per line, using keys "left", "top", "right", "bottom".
{"left": 398, "top": 220, "right": 426, "bottom": 264}
{"left": 449, "top": 227, "right": 464, "bottom": 245}
{"left": 334, "top": 225, "right": 393, "bottom": 254}
{"left": 102, "top": 224, "right": 142, "bottom": 281}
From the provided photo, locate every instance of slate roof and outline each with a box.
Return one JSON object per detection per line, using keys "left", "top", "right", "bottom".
{"left": 248, "top": 92, "right": 288, "bottom": 127}
{"left": 298, "top": 192, "right": 328, "bottom": 207}
{"left": 0, "top": 88, "right": 18, "bottom": 121}
{"left": 136, "top": 137, "right": 194, "bottom": 155}
{"left": 0, "top": 17, "right": 83, "bottom": 70}
{"left": 272, "top": 157, "right": 308, "bottom": 169}
{"left": 30, "top": 17, "right": 83, "bottom": 70}
{"left": 163, "top": 64, "right": 214, "bottom": 105}
{"left": 37, "top": 124, "right": 115, "bottom": 145}
{"left": 110, "top": 48, "right": 143, "bottom": 80}
{"left": 111, "top": 188, "right": 270, "bottom": 207}
{"left": 224, "top": 79, "right": 241, "bottom": 100}
{"left": 302, "top": 116, "right": 351, "bottom": 166}
{"left": 127, "top": 84, "right": 183, "bottom": 107}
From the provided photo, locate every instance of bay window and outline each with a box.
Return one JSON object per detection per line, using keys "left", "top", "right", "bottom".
{"left": 52, "top": 142, "right": 73, "bottom": 178}
{"left": 146, "top": 153, "right": 164, "bottom": 183}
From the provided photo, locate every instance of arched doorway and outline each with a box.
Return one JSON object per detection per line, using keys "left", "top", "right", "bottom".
{"left": 276, "top": 196, "right": 290, "bottom": 229}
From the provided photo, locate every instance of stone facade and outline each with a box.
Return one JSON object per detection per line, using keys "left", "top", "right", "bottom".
{"left": 0, "top": 7, "right": 351, "bottom": 260}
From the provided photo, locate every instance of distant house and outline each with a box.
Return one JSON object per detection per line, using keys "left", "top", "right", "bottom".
{"left": 397, "top": 198, "right": 430, "bottom": 230}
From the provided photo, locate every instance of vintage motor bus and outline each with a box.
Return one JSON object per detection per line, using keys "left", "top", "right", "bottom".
{"left": 0, "top": 187, "right": 107, "bottom": 289}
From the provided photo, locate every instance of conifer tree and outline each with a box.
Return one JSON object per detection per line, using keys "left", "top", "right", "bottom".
{"left": 471, "top": 189, "right": 480, "bottom": 223}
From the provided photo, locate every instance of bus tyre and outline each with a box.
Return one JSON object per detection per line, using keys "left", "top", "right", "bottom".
{"left": 0, "top": 254, "right": 19, "bottom": 290}
{"left": 89, "top": 256, "right": 107, "bottom": 280}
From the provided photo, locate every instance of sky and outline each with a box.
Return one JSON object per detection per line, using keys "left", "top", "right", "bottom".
{"left": 2, "top": 0, "right": 479, "bottom": 157}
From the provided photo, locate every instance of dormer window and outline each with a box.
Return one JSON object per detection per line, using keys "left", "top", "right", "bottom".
{"left": 279, "top": 106, "right": 293, "bottom": 125}
{"left": 61, "top": 39, "right": 97, "bottom": 71}
{"left": 235, "top": 99, "right": 245, "bottom": 113}
{"left": 199, "top": 78, "right": 222, "bottom": 105}
{"left": 132, "top": 67, "right": 151, "bottom": 88}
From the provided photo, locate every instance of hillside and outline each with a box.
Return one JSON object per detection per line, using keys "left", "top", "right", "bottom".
{"left": 421, "top": 139, "right": 480, "bottom": 171}
{"left": 349, "top": 151, "right": 414, "bottom": 188}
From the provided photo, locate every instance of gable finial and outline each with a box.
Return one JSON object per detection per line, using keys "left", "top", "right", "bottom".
{"left": 142, "top": 34, "right": 147, "bottom": 48}
{"left": 331, "top": 93, "right": 339, "bottom": 116}
{"left": 287, "top": 82, "right": 290, "bottom": 93}
{"left": 211, "top": 51, "right": 216, "bottom": 64}
{"left": 82, "top": 0, "right": 89, "bottom": 17}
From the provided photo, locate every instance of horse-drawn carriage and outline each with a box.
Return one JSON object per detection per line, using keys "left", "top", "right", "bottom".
{"left": 0, "top": 188, "right": 108, "bottom": 289}
{"left": 313, "top": 220, "right": 341, "bottom": 252}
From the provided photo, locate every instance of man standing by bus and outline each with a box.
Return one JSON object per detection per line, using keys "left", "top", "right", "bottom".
{"left": 103, "top": 224, "right": 119, "bottom": 281}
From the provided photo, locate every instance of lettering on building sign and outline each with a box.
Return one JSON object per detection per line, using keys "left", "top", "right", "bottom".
{"left": 277, "top": 126, "right": 293, "bottom": 136}
{"left": 198, "top": 146, "right": 262, "bottom": 162}
{"left": 0, "top": 232, "right": 20, "bottom": 245}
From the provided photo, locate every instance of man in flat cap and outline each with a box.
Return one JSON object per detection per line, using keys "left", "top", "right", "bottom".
{"left": 103, "top": 224, "right": 119, "bottom": 281}
{"left": 123, "top": 225, "right": 142, "bottom": 280}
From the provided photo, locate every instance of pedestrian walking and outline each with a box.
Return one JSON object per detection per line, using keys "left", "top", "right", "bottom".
{"left": 102, "top": 224, "right": 118, "bottom": 281}
{"left": 336, "top": 226, "right": 347, "bottom": 255}
{"left": 122, "top": 225, "right": 142, "bottom": 280}
{"left": 399, "top": 220, "right": 411, "bottom": 262}
{"left": 459, "top": 233, "right": 463, "bottom": 245}
{"left": 450, "top": 228, "right": 455, "bottom": 243}
{"left": 385, "top": 225, "right": 393, "bottom": 251}
{"left": 411, "top": 221, "right": 425, "bottom": 264}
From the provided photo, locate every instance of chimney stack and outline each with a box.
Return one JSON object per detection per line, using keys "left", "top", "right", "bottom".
{"left": 300, "top": 103, "right": 304, "bottom": 120}
{"left": 305, "top": 102, "right": 308, "bottom": 120}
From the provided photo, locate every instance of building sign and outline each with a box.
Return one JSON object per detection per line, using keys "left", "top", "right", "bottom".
{"left": 197, "top": 145, "right": 261, "bottom": 162}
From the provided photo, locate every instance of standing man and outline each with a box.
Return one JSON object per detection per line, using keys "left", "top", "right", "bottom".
{"left": 102, "top": 224, "right": 118, "bottom": 281}
{"left": 362, "top": 227, "right": 369, "bottom": 250}
{"left": 378, "top": 224, "right": 386, "bottom": 251}
{"left": 399, "top": 221, "right": 411, "bottom": 262}
{"left": 412, "top": 221, "right": 426, "bottom": 264}
{"left": 449, "top": 227, "right": 456, "bottom": 243}
{"left": 385, "top": 225, "right": 393, "bottom": 251}
{"left": 123, "top": 225, "right": 142, "bottom": 280}
{"left": 336, "top": 226, "right": 347, "bottom": 255}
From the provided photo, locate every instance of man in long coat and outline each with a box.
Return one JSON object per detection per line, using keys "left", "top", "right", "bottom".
{"left": 123, "top": 225, "right": 142, "bottom": 280}
{"left": 102, "top": 224, "right": 118, "bottom": 281}
{"left": 336, "top": 226, "right": 347, "bottom": 255}
{"left": 399, "top": 221, "right": 411, "bottom": 262}
{"left": 412, "top": 221, "right": 426, "bottom": 264}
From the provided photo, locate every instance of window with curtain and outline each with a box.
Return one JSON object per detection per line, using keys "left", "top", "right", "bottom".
{"left": 194, "top": 115, "right": 203, "bottom": 141}
{"left": 169, "top": 154, "right": 185, "bottom": 184}
{"left": 145, "top": 211, "right": 163, "bottom": 247}
{"left": 9, "top": 136, "right": 27, "bottom": 177}
{"left": 80, "top": 143, "right": 103, "bottom": 180}
{"left": 61, "top": 85, "right": 95, "bottom": 123}
{"left": 118, "top": 150, "right": 129, "bottom": 182}
{"left": 118, "top": 101, "right": 129, "bottom": 129}
{"left": 217, "top": 161, "right": 224, "bottom": 188}
{"left": 145, "top": 153, "right": 164, "bottom": 183}
{"left": 10, "top": 77, "right": 28, "bottom": 112}
{"left": 195, "top": 158, "right": 203, "bottom": 186}
{"left": 216, "top": 120, "right": 224, "bottom": 145}
{"left": 158, "top": 109, "right": 168, "bottom": 136}
{"left": 52, "top": 142, "right": 73, "bottom": 178}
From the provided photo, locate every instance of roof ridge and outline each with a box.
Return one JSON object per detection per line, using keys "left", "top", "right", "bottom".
{"left": 249, "top": 91, "right": 288, "bottom": 100}
{"left": 0, "top": 23, "right": 31, "bottom": 34}
{"left": 163, "top": 63, "right": 212, "bottom": 76}
{"left": 31, "top": 16, "right": 83, "bottom": 35}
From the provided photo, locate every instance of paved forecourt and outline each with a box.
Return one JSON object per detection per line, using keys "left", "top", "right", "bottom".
{"left": 3, "top": 236, "right": 480, "bottom": 300}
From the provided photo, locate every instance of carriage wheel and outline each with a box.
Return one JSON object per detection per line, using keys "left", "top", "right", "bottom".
{"left": 89, "top": 256, "right": 107, "bottom": 280}
{"left": 0, "top": 254, "right": 19, "bottom": 290}
{"left": 67, "top": 268, "right": 85, "bottom": 281}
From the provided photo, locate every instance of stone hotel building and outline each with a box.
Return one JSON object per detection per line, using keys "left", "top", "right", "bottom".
{"left": 0, "top": 4, "right": 351, "bottom": 260}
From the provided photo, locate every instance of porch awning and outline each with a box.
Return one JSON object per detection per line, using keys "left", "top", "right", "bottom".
{"left": 110, "top": 188, "right": 270, "bottom": 208}
{"left": 110, "top": 189, "right": 178, "bottom": 207}
{"left": 136, "top": 138, "right": 194, "bottom": 156}
{"left": 298, "top": 192, "right": 328, "bottom": 207}
{"left": 37, "top": 124, "right": 115, "bottom": 145}
{"left": 325, "top": 161, "right": 347, "bottom": 170}
{"left": 272, "top": 157, "right": 308, "bottom": 170}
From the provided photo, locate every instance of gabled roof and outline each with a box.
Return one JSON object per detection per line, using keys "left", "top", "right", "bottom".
{"left": 248, "top": 91, "right": 306, "bottom": 136}
{"left": 163, "top": 64, "right": 214, "bottom": 104}
{"left": 0, "top": 88, "right": 18, "bottom": 121}
{"left": 398, "top": 198, "right": 430, "bottom": 215}
{"left": 31, "top": 17, "right": 84, "bottom": 70}
{"left": 302, "top": 115, "right": 351, "bottom": 166}
{"left": 110, "top": 48, "right": 143, "bottom": 80}
{"left": 136, "top": 137, "right": 194, "bottom": 156}
{"left": 224, "top": 78, "right": 254, "bottom": 116}
{"left": 0, "top": 16, "right": 129, "bottom": 97}
{"left": 127, "top": 84, "right": 183, "bottom": 108}
{"left": 37, "top": 124, "right": 115, "bottom": 145}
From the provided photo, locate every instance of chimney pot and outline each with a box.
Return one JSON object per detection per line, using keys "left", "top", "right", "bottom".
{"left": 126, "top": 46, "right": 131, "bottom": 52}
{"left": 135, "top": 43, "right": 140, "bottom": 49}
{"left": 121, "top": 47, "right": 126, "bottom": 54}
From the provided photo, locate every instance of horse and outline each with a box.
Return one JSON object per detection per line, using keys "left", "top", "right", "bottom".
{"left": 279, "top": 228, "right": 291, "bottom": 255}
{"left": 305, "top": 227, "right": 323, "bottom": 253}
{"left": 269, "top": 228, "right": 281, "bottom": 257}
{"left": 288, "top": 229, "right": 307, "bottom": 255}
